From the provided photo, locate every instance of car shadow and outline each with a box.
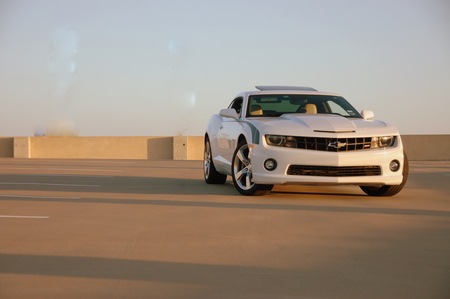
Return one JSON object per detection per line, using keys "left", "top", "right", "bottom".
{"left": 0, "top": 173, "right": 367, "bottom": 197}
{"left": 1, "top": 174, "right": 449, "bottom": 217}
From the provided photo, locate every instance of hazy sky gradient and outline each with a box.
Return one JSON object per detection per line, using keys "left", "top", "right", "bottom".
{"left": 1, "top": 0, "right": 449, "bottom": 136}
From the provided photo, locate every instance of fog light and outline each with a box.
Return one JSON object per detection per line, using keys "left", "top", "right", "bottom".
{"left": 264, "top": 159, "right": 277, "bottom": 171}
{"left": 389, "top": 160, "right": 400, "bottom": 172}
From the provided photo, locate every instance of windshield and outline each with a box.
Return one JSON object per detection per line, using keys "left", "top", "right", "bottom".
{"left": 246, "top": 94, "right": 361, "bottom": 118}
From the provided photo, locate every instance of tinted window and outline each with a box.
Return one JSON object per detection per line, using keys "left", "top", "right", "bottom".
{"left": 228, "top": 98, "right": 243, "bottom": 115}
{"left": 247, "top": 95, "right": 361, "bottom": 118}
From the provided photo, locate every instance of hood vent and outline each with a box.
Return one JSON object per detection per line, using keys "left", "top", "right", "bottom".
{"left": 314, "top": 130, "right": 356, "bottom": 133}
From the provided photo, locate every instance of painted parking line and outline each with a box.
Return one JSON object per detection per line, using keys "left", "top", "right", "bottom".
{"left": 0, "top": 182, "right": 100, "bottom": 187}
{"left": 0, "top": 215, "right": 49, "bottom": 219}
{"left": 49, "top": 169, "right": 123, "bottom": 172}
{"left": 1, "top": 167, "right": 123, "bottom": 172}
{"left": 0, "top": 195, "right": 81, "bottom": 199}
{"left": 6, "top": 174, "right": 117, "bottom": 178}
{"left": 64, "top": 160, "right": 136, "bottom": 164}
{"left": 48, "top": 175, "right": 116, "bottom": 178}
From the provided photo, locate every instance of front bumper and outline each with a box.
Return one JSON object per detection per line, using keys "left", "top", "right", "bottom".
{"left": 250, "top": 143, "right": 405, "bottom": 186}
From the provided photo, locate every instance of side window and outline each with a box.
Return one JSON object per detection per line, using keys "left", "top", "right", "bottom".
{"left": 228, "top": 98, "right": 243, "bottom": 116}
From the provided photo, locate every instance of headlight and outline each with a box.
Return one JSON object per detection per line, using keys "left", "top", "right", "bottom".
{"left": 265, "top": 135, "right": 297, "bottom": 148}
{"left": 372, "top": 136, "right": 396, "bottom": 148}
{"left": 266, "top": 135, "right": 286, "bottom": 146}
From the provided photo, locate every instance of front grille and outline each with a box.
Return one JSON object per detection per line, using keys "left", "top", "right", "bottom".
{"left": 287, "top": 165, "right": 382, "bottom": 177}
{"left": 294, "top": 137, "right": 372, "bottom": 152}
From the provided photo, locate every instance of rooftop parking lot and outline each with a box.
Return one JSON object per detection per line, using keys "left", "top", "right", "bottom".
{"left": 1, "top": 158, "right": 449, "bottom": 299}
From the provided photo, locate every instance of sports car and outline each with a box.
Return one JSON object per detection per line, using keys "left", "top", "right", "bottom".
{"left": 204, "top": 86, "right": 408, "bottom": 196}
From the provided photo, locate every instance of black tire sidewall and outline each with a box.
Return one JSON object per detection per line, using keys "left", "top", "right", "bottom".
{"left": 204, "top": 138, "right": 227, "bottom": 184}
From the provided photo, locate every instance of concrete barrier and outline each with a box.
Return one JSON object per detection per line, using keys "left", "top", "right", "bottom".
{"left": 13, "top": 137, "right": 31, "bottom": 158}
{"left": 173, "top": 136, "right": 204, "bottom": 160}
{"left": 401, "top": 135, "right": 450, "bottom": 161}
{"left": 0, "top": 137, "right": 14, "bottom": 157}
{"left": 9, "top": 136, "right": 205, "bottom": 160}
{"left": 13, "top": 137, "right": 175, "bottom": 160}
{"left": 1, "top": 135, "right": 448, "bottom": 160}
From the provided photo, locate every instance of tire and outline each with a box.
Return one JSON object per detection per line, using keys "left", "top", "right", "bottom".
{"left": 231, "top": 140, "right": 273, "bottom": 196}
{"left": 204, "top": 138, "right": 227, "bottom": 184}
{"left": 360, "top": 152, "right": 409, "bottom": 197}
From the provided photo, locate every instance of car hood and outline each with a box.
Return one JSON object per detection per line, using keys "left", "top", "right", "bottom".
{"left": 249, "top": 114, "right": 399, "bottom": 136}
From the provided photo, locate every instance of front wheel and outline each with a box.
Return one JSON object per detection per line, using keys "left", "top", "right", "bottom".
{"left": 360, "top": 153, "right": 409, "bottom": 197}
{"left": 231, "top": 141, "right": 273, "bottom": 196}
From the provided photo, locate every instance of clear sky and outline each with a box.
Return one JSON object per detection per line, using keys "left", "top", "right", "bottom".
{"left": 1, "top": 0, "right": 449, "bottom": 137}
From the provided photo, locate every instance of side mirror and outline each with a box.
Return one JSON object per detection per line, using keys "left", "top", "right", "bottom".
{"left": 361, "top": 110, "right": 374, "bottom": 120}
{"left": 219, "top": 109, "right": 239, "bottom": 119}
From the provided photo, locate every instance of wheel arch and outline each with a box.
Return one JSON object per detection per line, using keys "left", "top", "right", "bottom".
{"left": 204, "top": 133, "right": 218, "bottom": 168}
{"left": 237, "top": 134, "right": 247, "bottom": 145}
{"left": 203, "top": 133, "right": 227, "bottom": 184}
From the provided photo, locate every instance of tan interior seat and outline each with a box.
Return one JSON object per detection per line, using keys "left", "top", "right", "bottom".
{"left": 250, "top": 105, "right": 263, "bottom": 116}
{"left": 305, "top": 103, "right": 317, "bottom": 114}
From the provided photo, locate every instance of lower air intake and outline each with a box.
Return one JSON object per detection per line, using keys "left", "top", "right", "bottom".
{"left": 287, "top": 165, "right": 381, "bottom": 177}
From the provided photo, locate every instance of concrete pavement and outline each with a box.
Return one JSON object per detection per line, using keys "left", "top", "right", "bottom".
{"left": 1, "top": 158, "right": 449, "bottom": 298}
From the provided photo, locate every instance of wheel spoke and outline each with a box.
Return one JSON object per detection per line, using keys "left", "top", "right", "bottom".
{"left": 204, "top": 162, "right": 209, "bottom": 177}
{"left": 236, "top": 149, "right": 245, "bottom": 163}
{"left": 204, "top": 142, "right": 211, "bottom": 178}
{"left": 235, "top": 169, "right": 245, "bottom": 181}
{"left": 245, "top": 172, "right": 251, "bottom": 189}
{"left": 238, "top": 149, "right": 251, "bottom": 166}
{"left": 232, "top": 142, "right": 258, "bottom": 192}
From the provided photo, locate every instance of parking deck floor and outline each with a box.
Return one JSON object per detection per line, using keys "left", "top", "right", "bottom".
{"left": 1, "top": 158, "right": 449, "bottom": 298}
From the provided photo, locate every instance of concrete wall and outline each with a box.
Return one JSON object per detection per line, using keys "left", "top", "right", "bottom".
{"left": 13, "top": 137, "right": 31, "bottom": 158}
{"left": 9, "top": 136, "right": 204, "bottom": 160}
{"left": 12, "top": 137, "right": 176, "bottom": 160}
{"left": 402, "top": 135, "right": 450, "bottom": 161}
{"left": 1, "top": 135, "right": 448, "bottom": 160}
{"left": 0, "top": 137, "right": 14, "bottom": 157}
{"left": 29, "top": 137, "right": 153, "bottom": 159}
{"left": 173, "top": 136, "right": 204, "bottom": 160}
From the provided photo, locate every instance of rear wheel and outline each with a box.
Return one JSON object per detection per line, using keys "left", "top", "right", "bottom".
{"left": 360, "top": 153, "right": 409, "bottom": 196}
{"left": 204, "top": 138, "right": 227, "bottom": 184}
{"left": 232, "top": 140, "right": 273, "bottom": 196}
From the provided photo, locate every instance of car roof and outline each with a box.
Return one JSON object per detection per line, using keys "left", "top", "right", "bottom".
{"left": 235, "top": 86, "right": 341, "bottom": 98}
{"left": 255, "top": 86, "right": 318, "bottom": 91}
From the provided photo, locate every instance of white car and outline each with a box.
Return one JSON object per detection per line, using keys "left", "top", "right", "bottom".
{"left": 204, "top": 86, "right": 408, "bottom": 196}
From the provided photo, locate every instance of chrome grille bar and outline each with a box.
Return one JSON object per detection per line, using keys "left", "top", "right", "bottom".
{"left": 294, "top": 137, "right": 372, "bottom": 152}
